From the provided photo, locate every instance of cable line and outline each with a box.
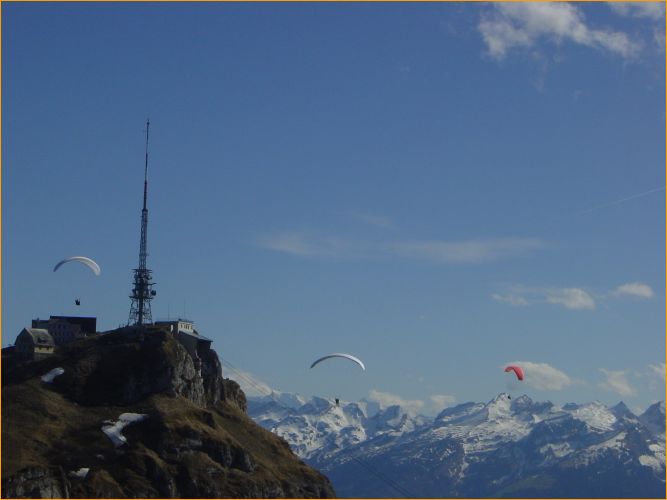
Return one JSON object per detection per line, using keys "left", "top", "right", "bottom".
{"left": 220, "top": 356, "right": 417, "bottom": 498}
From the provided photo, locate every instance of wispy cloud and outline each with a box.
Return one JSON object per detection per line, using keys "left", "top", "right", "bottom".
{"left": 599, "top": 368, "right": 637, "bottom": 397}
{"left": 505, "top": 361, "right": 573, "bottom": 390}
{"left": 391, "top": 238, "right": 543, "bottom": 264}
{"left": 368, "top": 389, "right": 425, "bottom": 414}
{"left": 479, "top": 3, "right": 641, "bottom": 60}
{"left": 258, "top": 232, "right": 360, "bottom": 258}
{"left": 348, "top": 211, "right": 394, "bottom": 229}
{"left": 260, "top": 232, "right": 543, "bottom": 264}
{"left": 648, "top": 363, "right": 666, "bottom": 382}
{"left": 613, "top": 282, "right": 654, "bottom": 299}
{"left": 491, "top": 293, "right": 529, "bottom": 307}
{"left": 608, "top": 2, "right": 666, "bottom": 20}
{"left": 367, "top": 390, "right": 457, "bottom": 416}
{"left": 228, "top": 368, "right": 275, "bottom": 397}
{"left": 495, "top": 282, "right": 655, "bottom": 310}
{"left": 575, "top": 186, "right": 665, "bottom": 216}
{"left": 654, "top": 27, "right": 666, "bottom": 51}
{"left": 546, "top": 287, "right": 596, "bottom": 310}
{"left": 429, "top": 394, "right": 457, "bottom": 411}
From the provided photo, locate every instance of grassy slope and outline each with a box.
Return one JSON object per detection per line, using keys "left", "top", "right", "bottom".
{"left": 2, "top": 344, "right": 334, "bottom": 498}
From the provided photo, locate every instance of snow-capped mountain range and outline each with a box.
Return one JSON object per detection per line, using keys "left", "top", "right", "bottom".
{"left": 248, "top": 392, "right": 665, "bottom": 498}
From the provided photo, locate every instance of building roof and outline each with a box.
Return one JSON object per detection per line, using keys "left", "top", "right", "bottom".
{"left": 50, "top": 315, "right": 97, "bottom": 320}
{"left": 155, "top": 318, "right": 194, "bottom": 324}
{"left": 177, "top": 329, "right": 212, "bottom": 343}
{"left": 21, "top": 328, "right": 55, "bottom": 347}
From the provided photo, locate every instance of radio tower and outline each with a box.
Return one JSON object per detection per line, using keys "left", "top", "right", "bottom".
{"left": 128, "top": 119, "right": 156, "bottom": 326}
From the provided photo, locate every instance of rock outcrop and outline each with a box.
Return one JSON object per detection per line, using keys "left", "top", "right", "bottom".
{"left": 1, "top": 328, "right": 334, "bottom": 498}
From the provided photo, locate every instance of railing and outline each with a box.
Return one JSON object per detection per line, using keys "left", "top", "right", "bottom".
{"left": 154, "top": 318, "right": 194, "bottom": 324}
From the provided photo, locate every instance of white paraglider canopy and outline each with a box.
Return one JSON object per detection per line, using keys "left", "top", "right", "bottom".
{"left": 310, "top": 353, "right": 366, "bottom": 371}
{"left": 53, "top": 256, "right": 101, "bottom": 276}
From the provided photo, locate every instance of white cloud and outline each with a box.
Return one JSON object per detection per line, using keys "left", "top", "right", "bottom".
{"left": 654, "top": 27, "right": 666, "bottom": 51}
{"left": 492, "top": 293, "right": 529, "bottom": 307}
{"left": 368, "top": 389, "right": 425, "bottom": 413}
{"left": 258, "top": 232, "right": 358, "bottom": 258}
{"left": 506, "top": 361, "right": 573, "bottom": 390}
{"left": 349, "top": 211, "right": 394, "bottom": 229}
{"left": 613, "top": 282, "right": 654, "bottom": 299}
{"left": 546, "top": 287, "right": 596, "bottom": 310}
{"left": 648, "top": 362, "right": 666, "bottom": 382}
{"left": 229, "top": 368, "right": 275, "bottom": 397}
{"left": 495, "top": 282, "right": 655, "bottom": 310}
{"left": 260, "top": 232, "right": 543, "bottom": 264}
{"left": 390, "top": 238, "right": 543, "bottom": 264}
{"left": 608, "top": 2, "right": 665, "bottom": 20}
{"left": 430, "top": 394, "right": 457, "bottom": 411}
{"left": 479, "top": 3, "right": 641, "bottom": 60}
{"left": 599, "top": 368, "right": 637, "bottom": 397}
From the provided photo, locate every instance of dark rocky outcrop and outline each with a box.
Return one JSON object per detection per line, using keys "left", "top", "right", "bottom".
{"left": 2, "top": 328, "right": 335, "bottom": 498}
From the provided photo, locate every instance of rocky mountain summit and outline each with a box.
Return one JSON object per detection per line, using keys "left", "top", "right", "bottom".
{"left": 2, "top": 328, "right": 335, "bottom": 498}
{"left": 249, "top": 392, "right": 666, "bottom": 498}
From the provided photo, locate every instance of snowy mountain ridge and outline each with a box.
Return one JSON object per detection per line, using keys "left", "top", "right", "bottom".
{"left": 248, "top": 392, "right": 666, "bottom": 498}
{"left": 248, "top": 394, "right": 430, "bottom": 460}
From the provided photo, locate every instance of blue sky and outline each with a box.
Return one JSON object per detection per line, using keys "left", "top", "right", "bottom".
{"left": 3, "top": 2, "right": 665, "bottom": 414}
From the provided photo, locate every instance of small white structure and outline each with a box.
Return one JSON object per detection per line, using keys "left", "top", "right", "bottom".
{"left": 154, "top": 318, "right": 212, "bottom": 367}
{"left": 15, "top": 328, "right": 55, "bottom": 360}
{"left": 155, "top": 318, "right": 194, "bottom": 335}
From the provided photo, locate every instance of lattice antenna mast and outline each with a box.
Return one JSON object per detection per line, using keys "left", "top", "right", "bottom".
{"left": 128, "top": 119, "right": 156, "bottom": 326}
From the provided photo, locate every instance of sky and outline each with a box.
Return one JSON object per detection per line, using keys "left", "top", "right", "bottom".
{"left": 3, "top": 2, "right": 665, "bottom": 415}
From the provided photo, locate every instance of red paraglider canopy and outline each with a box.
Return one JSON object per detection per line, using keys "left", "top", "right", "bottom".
{"left": 504, "top": 365, "right": 524, "bottom": 381}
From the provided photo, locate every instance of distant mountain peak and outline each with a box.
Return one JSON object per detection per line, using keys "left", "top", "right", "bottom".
{"left": 611, "top": 401, "right": 635, "bottom": 417}
{"left": 639, "top": 401, "right": 666, "bottom": 435}
{"left": 248, "top": 391, "right": 666, "bottom": 498}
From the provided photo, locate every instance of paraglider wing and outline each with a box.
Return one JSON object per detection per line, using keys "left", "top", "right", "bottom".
{"left": 310, "top": 353, "right": 366, "bottom": 371}
{"left": 53, "top": 256, "right": 101, "bottom": 276}
{"left": 504, "top": 365, "right": 524, "bottom": 381}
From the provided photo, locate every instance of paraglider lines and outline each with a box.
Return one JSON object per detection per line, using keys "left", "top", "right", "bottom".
{"left": 221, "top": 355, "right": 416, "bottom": 498}
{"left": 220, "top": 356, "right": 278, "bottom": 400}
{"left": 349, "top": 455, "right": 415, "bottom": 498}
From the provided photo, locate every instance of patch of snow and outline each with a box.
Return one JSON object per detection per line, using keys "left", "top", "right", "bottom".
{"left": 273, "top": 391, "right": 308, "bottom": 409}
{"left": 574, "top": 432, "right": 627, "bottom": 467}
{"left": 68, "top": 468, "right": 89, "bottom": 480}
{"left": 647, "top": 440, "right": 666, "bottom": 471}
{"left": 259, "top": 396, "right": 430, "bottom": 460}
{"left": 41, "top": 367, "right": 65, "bottom": 383}
{"left": 566, "top": 402, "right": 617, "bottom": 431}
{"left": 540, "top": 442, "right": 573, "bottom": 458}
{"left": 431, "top": 398, "right": 533, "bottom": 455}
{"left": 589, "top": 432, "right": 626, "bottom": 452}
{"left": 101, "top": 413, "right": 147, "bottom": 447}
{"left": 648, "top": 443, "right": 664, "bottom": 454}
{"left": 486, "top": 394, "right": 511, "bottom": 420}
{"left": 639, "top": 454, "right": 663, "bottom": 472}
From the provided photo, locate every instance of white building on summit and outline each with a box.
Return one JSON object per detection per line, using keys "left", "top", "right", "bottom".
{"left": 14, "top": 328, "right": 55, "bottom": 360}
{"left": 155, "top": 318, "right": 195, "bottom": 335}
{"left": 154, "top": 318, "right": 213, "bottom": 369}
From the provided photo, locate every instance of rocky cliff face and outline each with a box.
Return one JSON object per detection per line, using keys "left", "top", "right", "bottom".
{"left": 1, "top": 328, "right": 334, "bottom": 498}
